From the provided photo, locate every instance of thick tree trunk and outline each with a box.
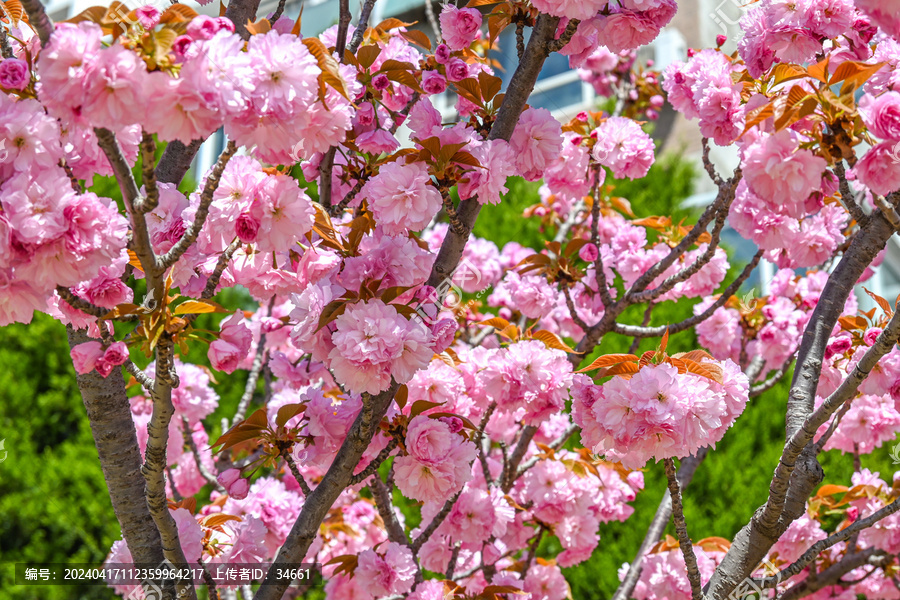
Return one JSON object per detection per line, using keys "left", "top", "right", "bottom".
{"left": 66, "top": 327, "right": 173, "bottom": 599}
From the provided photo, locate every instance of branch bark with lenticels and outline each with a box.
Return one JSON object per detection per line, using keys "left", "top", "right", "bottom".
{"left": 67, "top": 327, "right": 177, "bottom": 600}
{"left": 703, "top": 211, "right": 896, "bottom": 600}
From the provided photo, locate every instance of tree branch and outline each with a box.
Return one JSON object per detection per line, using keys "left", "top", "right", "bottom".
{"left": 664, "top": 458, "right": 703, "bottom": 600}
{"left": 182, "top": 417, "right": 222, "bottom": 491}
{"left": 426, "top": 12, "right": 560, "bottom": 291}
{"left": 630, "top": 200, "right": 729, "bottom": 304}
{"left": 283, "top": 451, "right": 313, "bottom": 496}
{"left": 138, "top": 132, "right": 160, "bottom": 214}
{"left": 370, "top": 471, "right": 409, "bottom": 544}
{"left": 21, "top": 0, "right": 53, "bottom": 46}
{"left": 625, "top": 174, "right": 739, "bottom": 299}
{"left": 411, "top": 491, "right": 461, "bottom": 553}
{"left": 704, "top": 213, "right": 896, "bottom": 600}
{"left": 348, "top": 0, "right": 377, "bottom": 54}
{"left": 156, "top": 139, "right": 203, "bottom": 187}
{"left": 349, "top": 435, "right": 399, "bottom": 486}
{"left": 612, "top": 449, "right": 708, "bottom": 600}
{"left": 56, "top": 286, "right": 107, "bottom": 318}
{"left": 253, "top": 385, "right": 401, "bottom": 599}
{"left": 142, "top": 338, "right": 197, "bottom": 600}
{"left": 614, "top": 251, "right": 763, "bottom": 339}
{"left": 95, "top": 128, "right": 161, "bottom": 297}
{"left": 158, "top": 140, "right": 238, "bottom": 270}
{"left": 66, "top": 326, "right": 173, "bottom": 599}
{"left": 753, "top": 496, "right": 900, "bottom": 589}
{"left": 253, "top": 16, "right": 562, "bottom": 598}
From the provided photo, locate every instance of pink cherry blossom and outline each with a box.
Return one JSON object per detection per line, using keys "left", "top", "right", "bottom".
{"left": 361, "top": 161, "right": 443, "bottom": 235}
{"left": 355, "top": 542, "right": 417, "bottom": 597}
{"left": 0, "top": 58, "right": 29, "bottom": 90}
{"left": 439, "top": 5, "right": 483, "bottom": 50}
{"left": 592, "top": 117, "right": 656, "bottom": 179}
{"left": 510, "top": 108, "right": 564, "bottom": 181}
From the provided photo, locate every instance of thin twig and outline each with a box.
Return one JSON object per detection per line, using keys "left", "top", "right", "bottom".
{"left": 548, "top": 18, "right": 579, "bottom": 52}
{"left": 158, "top": 140, "right": 238, "bottom": 270}
{"left": 701, "top": 138, "right": 723, "bottom": 187}
{"left": 199, "top": 239, "right": 242, "bottom": 301}
{"left": 615, "top": 251, "right": 763, "bottom": 338}
{"left": 441, "top": 189, "right": 466, "bottom": 235}
{"left": 589, "top": 177, "right": 615, "bottom": 309}
{"left": 347, "top": 0, "right": 377, "bottom": 54}
{"left": 56, "top": 286, "right": 107, "bottom": 318}
{"left": 283, "top": 452, "right": 313, "bottom": 496}
{"left": 270, "top": 0, "right": 288, "bottom": 22}
{"left": 502, "top": 425, "right": 537, "bottom": 492}
{"left": 477, "top": 402, "right": 497, "bottom": 484}
{"left": 59, "top": 159, "right": 84, "bottom": 193}
{"left": 124, "top": 361, "right": 155, "bottom": 392}
{"left": 833, "top": 162, "right": 867, "bottom": 225}
{"left": 664, "top": 458, "right": 703, "bottom": 600}
{"left": 411, "top": 491, "right": 461, "bottom": 552}
{"left": 424, "top": 0, "right": 440, "bottom": 40}
{"left": 349, "top": 436, "right": 399, "bottom": 486}
{"left": 228, "top": 313, "right": 269, "bottom": 429}
{"left": 200, "top": 560, "right": 220, "bottom": 600}
{"left": 370, "top": 474, "right": 409, "bottom": 544}
{"left": 750, "top": 353, "right": 796, "bottom": 397}
{"left": 629, "top": 302, "right": 654, "bottom": 354}
{"left": 182, "top": 417, "right": 223, "bottom": 491}
{"left": 335, "top": 0, "right": 351, "bottom": 59}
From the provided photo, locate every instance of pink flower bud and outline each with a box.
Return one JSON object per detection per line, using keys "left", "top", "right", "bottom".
{"left": 217, "top": 468, "right": 241, "bottom": 489}
{"left": 235, "top": 211, "right": 260, "bottom": 243}
{"left": 208, "top": 339, "right": 241, "bottom": 373}
{"left": 228, "top": 477, "right": 250, "bottom": 500}
{"left": 94, "top": 359, "right": 114, "bottom": 378}
{"left": 435, "top": 43, "right": 451, "bottom": 64}
{"left": 864, "top": 327, "right": 882, "bottom": 346}
{"left": 439, "top": 416, "right": 464, "bottom": 433}
{"left": 186, "top": 15, "right": 219, "bottom": 40}
{"left": 445, "top": 58, "right": 469, "bottom": 82}
{"left": 216, "top": 17, "right": 236, "bottom": 32}
{"left": 430, "top": 318, "right": 458, "bottom": 354}
{"left": 71, "top": 341, "right": 104, "bottom": 375}
{"left": 421, "top": 70, "right": 447, "bottom": 95}
{"left": 716, "top": 34, "right": 727, "bottom": 46}
{"left": 576, "top": 111, "right": 589, "bottom": 121}
{"left": 172, "top": 35, "right": 193, "bottom": 59}
{"left": 415, "top": 285, "right": 437, "bottom": 303}
{"left": 825, "top": 336, "right": 852, "bottom": 359}
{"left": 260, "top": 316, "right": 284, "bottom": 334}
{"left": 579, "top": 242, "right": 599, "bottom": 262}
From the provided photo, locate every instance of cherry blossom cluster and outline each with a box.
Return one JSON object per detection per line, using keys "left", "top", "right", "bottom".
{"left": 572, "top": 357, "right": 749, "bottom": 469}
{"left": 7, "top": 0, "right": 900, "bottom": 598}
{"left": 694, "top": 268, "right": 861, "bottom": 377}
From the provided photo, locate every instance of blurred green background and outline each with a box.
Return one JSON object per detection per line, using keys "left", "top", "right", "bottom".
{"left": 2, "top": 151, "right": 897, "bottom": 600}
